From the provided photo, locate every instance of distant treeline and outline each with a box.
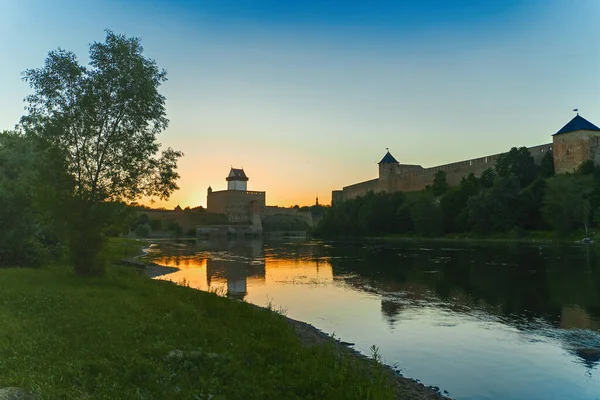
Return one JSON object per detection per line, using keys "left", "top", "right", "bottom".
{"left": 315, "top": 147, "right": 600, "bottom": 238}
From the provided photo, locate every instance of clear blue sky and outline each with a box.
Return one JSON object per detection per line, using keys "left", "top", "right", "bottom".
{"left": 2, "top": 0, "right": 599, "bottom": 207}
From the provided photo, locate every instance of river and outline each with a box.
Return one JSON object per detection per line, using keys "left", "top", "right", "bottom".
{"left": 147, "top": 238, "right": 600, "bottom": 400}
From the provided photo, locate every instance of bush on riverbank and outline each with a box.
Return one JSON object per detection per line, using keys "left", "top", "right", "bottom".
{"left": 0, "top": 239, "right": 394, "bottom": 399}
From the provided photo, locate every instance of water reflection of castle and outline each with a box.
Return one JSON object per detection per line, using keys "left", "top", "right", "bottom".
{"left": 202, "top": 238, "right": 266, "bottom": 300}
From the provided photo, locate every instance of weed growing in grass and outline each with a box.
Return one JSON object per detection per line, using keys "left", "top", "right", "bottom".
{"left": 178, "top": 277, "right": 190, "bottom": 287}
{"left": 208, "top": 285, "right": 226, "bottom": 296}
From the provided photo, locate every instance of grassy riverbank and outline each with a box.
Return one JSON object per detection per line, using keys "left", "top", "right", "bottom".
{"left": 0, "top": 239, "right": 397, "bottom": 399}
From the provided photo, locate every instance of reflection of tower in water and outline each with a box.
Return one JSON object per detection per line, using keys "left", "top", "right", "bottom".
{"left": 205, "top": 238, "right": 266, "bottom": 300}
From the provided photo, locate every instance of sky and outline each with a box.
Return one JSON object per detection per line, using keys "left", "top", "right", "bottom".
{"left": 2, "top": 0, "right": 600, "bottom": 208}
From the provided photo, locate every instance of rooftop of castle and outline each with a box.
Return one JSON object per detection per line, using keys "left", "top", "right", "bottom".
{"left": 554, "top": 114, "right": 600, "bottom": 136}
{"left": 226, "top": 168, "right": 249, "bottom": 181}
{"left": 379, "top": 151, "right": 398, "bottom": 164}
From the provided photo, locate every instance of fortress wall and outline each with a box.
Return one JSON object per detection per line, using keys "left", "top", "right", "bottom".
{"left": 207, "top": 190, "right": 266, "bottom": 223}
{"left": 334, "top": 142, "right": 555, "bottom": 201}
{"left": 527, "top": 143, "right": 554, "bottom": 164}
{"left": 391, "top": 143, "right": 554, "bottom": 191}
{"left": 142, "top": 210, "right": 228, "bottom": 232}
{"left": 263, "top": 206, "right": 314, "bottom": 228}
{"left": 342, "top": 178, "right": 380, "bottom": 200}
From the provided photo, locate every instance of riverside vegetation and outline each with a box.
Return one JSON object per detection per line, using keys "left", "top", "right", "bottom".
{"left": 0, "top": 239, "right": 398, "bottom": 399}
{"left": 315, "top": 147, "right": 600, "bottom": 240}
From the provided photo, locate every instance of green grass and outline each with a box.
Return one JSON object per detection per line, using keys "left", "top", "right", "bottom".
{"left": 0, "top": 239, "right": 393, "bottom": 399}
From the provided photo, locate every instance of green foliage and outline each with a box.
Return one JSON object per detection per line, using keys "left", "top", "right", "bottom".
{"left": 539, "top": 151, "right": 555, "bottom": 178}
{"left": 20, "top": 31, "right": 182, "bottom": 275}
{"left": 576, "top": 160, "right": 596, "bottom": 176}
{"left": 148, "top": 218, "right": 162, "bottom": 230}
{"left": 495, "top": 147, "right": 537, "bottom": 187}
{"left": 0, "top": 131, "right": 69, "bottom": 266}
{"left": 431, "top": 170, "right": 448, "bottom": 196}
{"left": 408, "top": 192, "right": 442, "bottom": 236}
{"left": 134, "top": 224, "right": 150, "bottom": 238}
{"left": 314, "top": 191, "right": 409, "bottom": 237}
{"left": 166, "top": 220, "right": 183, "bottom": 236}
{"left": 515, "top": 178, "right": 547, "bottom": 230}
{"left": 480, "top": 168, "right": 495, "bottom": 188}
{"left": 467, "top": 176, "right": 520, "bottom": 234}
{"left": 431, "top": 171, "right": 448, "bottom": 196}
{"left": 543, "top": 174, "right": 593, "bottom": 235}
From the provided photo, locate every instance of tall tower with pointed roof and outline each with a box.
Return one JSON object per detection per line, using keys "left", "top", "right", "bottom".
{"left": 552, "top": 114, "right": 600, "bottom": 174}
{"left": 378, "top": 149, "right": 400, "bottom": 191}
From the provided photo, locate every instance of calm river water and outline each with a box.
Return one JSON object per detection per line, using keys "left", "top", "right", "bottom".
{"left": 148, "top": 238, "right": 600, "bottom": 400}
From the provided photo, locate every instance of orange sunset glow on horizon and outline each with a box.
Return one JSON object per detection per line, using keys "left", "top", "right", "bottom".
{"left": 4, "top": 2, "right": 600, "bottom": 211}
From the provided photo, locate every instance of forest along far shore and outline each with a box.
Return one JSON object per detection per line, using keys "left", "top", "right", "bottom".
{"left": 315, "top": 147, "right": 600, "bottom": 242}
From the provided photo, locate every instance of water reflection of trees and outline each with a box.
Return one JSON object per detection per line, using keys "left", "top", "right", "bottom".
{"left": 323, "top": 241, "right": 600, "bottom": 368}
{"left": 154, "top": 238, "right": 600, "bottom": 368}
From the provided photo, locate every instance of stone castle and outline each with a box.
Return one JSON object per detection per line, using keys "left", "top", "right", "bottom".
{"left": 206, "top": 168, "right": 313, "bottom": 231}
{"left": 332, "top": 114, "right": 600, "bottom": 203}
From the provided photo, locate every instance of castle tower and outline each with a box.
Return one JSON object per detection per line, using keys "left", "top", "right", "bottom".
{"left": 226, "top": 168, "right": 249, "bottom": 191}
{"left": 552, "top": 114, "right": 600, "bottom": 174}
{"left": 378, "top": 149, "right": 399, "bottom": 192}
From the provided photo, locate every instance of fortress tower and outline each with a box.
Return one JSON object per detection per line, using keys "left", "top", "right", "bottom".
{"left": 378, "top": 150, "right": 399, "bottom": 192}
{"left": 552, "top": 114, "right": 600, "bottom": 174}
{"left": 226, "top": 168, "right": 249, "bottom": 191}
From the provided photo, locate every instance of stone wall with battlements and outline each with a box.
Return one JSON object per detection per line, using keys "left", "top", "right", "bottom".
{"left": 335, "top": 143, "right": 554, "bottom": 202}
{"left": 340, "top": 179, "right": 380, "bottom": 201}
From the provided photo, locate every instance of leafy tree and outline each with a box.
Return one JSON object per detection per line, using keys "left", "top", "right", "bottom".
{"left": 466, "top": 190, "right": 495, "bottom": 234}
{"left": 408, "top": 192, "right": 442, "bottom": 236}
{"left": 480, "top": 168, "right": 495, "bottom": 188}
{"left": 166, "top": 220, "right": 183, "bottom": 236}
{"left": 21, "top": 31, "right": 182, "bottom": 275}
{"left": 543, "top": 175, "right": 593, "bottom": 235}
{"left": 440, "top": 188, "right": 462, "bottom": 232}
{"left": 149, "top": 218, "right": 162, "bottom": 231}
{"left": 432, "top": 170, "right": 448, "bottom": 196}
{"left": 0, "top": 131, "right": 70, "bottom": 265}
{"left": 495, "top": 147, "right": 537, "bottom": 187}
{"left": 576, "top": 160, "right": 596, "bottom": 176}
{"left": 539, "top": 151, "right": 555, "bottom": 178}
{"left": 467, "top": 176, "right": 520, "bottom": 234}
{"left": 516, "top": 178, "right": 547, "bottom": 230}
